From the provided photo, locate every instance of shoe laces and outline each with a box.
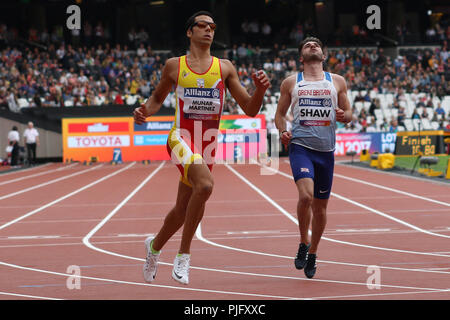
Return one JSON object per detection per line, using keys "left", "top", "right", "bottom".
{"left": 307, "top": 254, "right": 317, "bottom": 267}
{"left": 145, "top": 249, "right": 159, "bottom": 271}
{"left": 176, "top": 255, "right": 190, "bottom": 275}
{"left": 296, "top": 243, "right": 308, "bottom": 258}
{"left": 146, "top": 252, "right": 159, "bottom": 264}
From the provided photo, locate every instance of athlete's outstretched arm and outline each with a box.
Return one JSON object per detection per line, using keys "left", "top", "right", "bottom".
{"left": 222, "top": 59, "right": 270, "bottom": 117}
{"left": 332, "top": 74, "right": 352, "bottom": 124}
{"left": 275, "top": 76, "right": 295, "bottom": 147}
{"left": 134, "top": 58, "right": 178, "bottom": 124}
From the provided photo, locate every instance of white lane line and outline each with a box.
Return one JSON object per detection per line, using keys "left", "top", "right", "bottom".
{"left": 7, "top": 235, "right": 61, "bottom": 240}
{"left": 259, "top": 163, "right": 450, "bottom": 240}
{"left": 117, "top": 233, "right": 155, "bottom": 238}
{"left": 82, "top": 162, "right": 165, "bottom": 247}
{"left": 335, "top": 160, "right": 450, "bottom": 187}
{"left": 87, "top": 226, "right": 450, "bottom": 293}
{"left": 0, "top": 163, "right": 78, "bottom": 187}
{"left": 0, "top": 164, "right": 105, "bottom": 200}
{"left": 333, "top": 192, "right": 450, "bottom": 239}
{"left": 195, "top": 223, "right": 450, "bottom": 276}
{"left": 0, "top": 162, "right": 136, "bottom": 231}
{"left": 335, "top": 228, "right": 391, "bottom": 233}
{"left": 0, "top": 260, "right": 302, "bottom": 300}
{"left": 194, "top": 224, "right": 448, "bottom": 292}
{"left": 285, "top": 159, "right": 450, "bottom": 205}
{"left": 225, "top": 163, "right": 450, "bottom": 257}
{"left": 333, "top": 173, "right": 450, "bottom": 207}
{"left": 0, "top": 163, "right": 52, "bottom": 178}
{"left": 226, "top": 230, "right": 284, "bottom": 235}
{"left": 309, "top": 288, "right": 450, "bottom": 300}
{"left": 0, "top": 291, "right": 62, "bottom": 300}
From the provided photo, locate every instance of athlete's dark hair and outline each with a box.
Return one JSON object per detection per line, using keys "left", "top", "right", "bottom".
{"left": 185, "top": 11, "right": 215, "bottom": 31}
{"left": 298, "top": 37, "right": 323, "bottom": 56}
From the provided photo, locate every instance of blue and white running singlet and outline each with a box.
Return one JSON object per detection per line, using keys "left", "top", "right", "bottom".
{"left": 290, "top": 72, "right": 338, "bottom": 152}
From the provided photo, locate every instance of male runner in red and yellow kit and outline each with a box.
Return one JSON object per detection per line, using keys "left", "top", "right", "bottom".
{"left": 134, "top": 11, "right": 270, "bottom": 285}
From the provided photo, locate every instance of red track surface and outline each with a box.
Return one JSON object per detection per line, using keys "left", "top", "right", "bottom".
{"left": 0, "top": 158, "right": 449, "bottom": 300}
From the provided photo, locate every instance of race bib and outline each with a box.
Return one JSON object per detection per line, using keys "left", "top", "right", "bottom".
{"left": 297, "top": 98, "right": 333, "bottom": 126}
{"left": 183, "top": 87, "right": 221, "bottom": 120}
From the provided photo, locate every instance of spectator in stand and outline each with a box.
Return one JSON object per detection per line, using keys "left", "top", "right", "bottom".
{"left": 136, "top": 28, "right": 149, "bottom": 46}
{"left": 389, "top": 119, "right": 399, "bottom": 132}
{"left": 347, "top": 114, "right": 363, "bottom": 132}
{"left": 365, "top": 116, "right": 377, "bottom": 132}
{"left": 137, "top": 43, "right": 146, "bottom": 57}
{"left": 139, "top": 79, "right": 151, "bottom": 98}
{"left": 336, "top": 49, "right": 346, "bottom": 64}
{"left": 285, "top": 58, "right": 296, "bottom": 74}
{"left": 237, "top": 43, "right": 248, "bottom": 61}
{"left": 380, "top": 117, "right": 389, "bottom": 131}
{"left": 397, "top": 106, "right": 406, "bottom": 126}
{"left": 33, "top": 93, "right": 42, "bottom": 108}
{"left": 354, "top": 91, "right": 365, "bottom": 102}
{"left": 327, "top": 51, "right": 339, "bottom": 68}
{"left": 421, "top": 107, "right": 429, "bottom": 119}
{"left": 435, "top": 102, "right": 446, "bottom": 117}
{"left": 114, "top": 93, "right": 124, "bottom": 105}
{"left": 431, "top": 111, "right": 441, "bottom": 122}
{"left": 128, "top": 27, "right": 137, "bottom": 49}
{"left": 375, "top": 48, "right": 387, "bottom": 66}
{"left": 263, "top": 58, "right": 273, "bottom": 71}
{"left": 361, "top": 51, "right": 372, "bottom": 67}
{"left": 273, "top": 57, "right": 285, "bottom": 78}
{"left": 391, "top": 99, "right": 401, "bottom": 109}
{"left": 0, "top": 88, "right": 8, "bottom": 110}
{"left": 6, "top": 88, "right": 19, "bottom": 112}
{"left": 411, "top": 108, "right": 421, "bottom": 119}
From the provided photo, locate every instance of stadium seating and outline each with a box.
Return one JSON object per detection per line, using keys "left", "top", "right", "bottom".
{"left": 0, "top": 28, "right": 448, "bottom": 134}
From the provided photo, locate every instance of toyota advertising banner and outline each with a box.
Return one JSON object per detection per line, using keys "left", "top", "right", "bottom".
{"left": 62, "top": 115, "right": 267, "bottom": 162}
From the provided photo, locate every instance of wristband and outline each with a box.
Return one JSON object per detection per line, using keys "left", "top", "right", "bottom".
{"left": 281, "top": 130, "right": 287, "bottom": 135}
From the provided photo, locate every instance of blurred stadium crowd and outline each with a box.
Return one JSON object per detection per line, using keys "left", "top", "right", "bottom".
{"left": 0, "top": 19, "right": 449, "bottom": 134}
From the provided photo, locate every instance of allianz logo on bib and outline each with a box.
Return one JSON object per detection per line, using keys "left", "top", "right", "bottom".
{"left": 298, "top": 98, "right": 332, "bottom": 108}
{"left": 184, "top": 88, "right": 220, "bottom": 99}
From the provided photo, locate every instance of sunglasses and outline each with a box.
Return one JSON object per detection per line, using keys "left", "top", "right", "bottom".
{"left": 191, "top": 20, "right": 217, "bottom": 31}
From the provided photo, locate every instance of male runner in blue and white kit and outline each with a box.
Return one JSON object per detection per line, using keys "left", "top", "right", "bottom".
{"left": 275, "top": 37, "right": 352, "bottom": 278}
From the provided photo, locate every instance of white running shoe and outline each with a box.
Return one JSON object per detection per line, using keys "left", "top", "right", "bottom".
{"left": 143, "top": 237, "right": 160, "bottom": 283}
{"left": 172, "top": 253, "right": 190, "bottom": 285}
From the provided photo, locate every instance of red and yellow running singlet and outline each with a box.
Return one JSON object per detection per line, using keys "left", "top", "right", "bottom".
{"left": 166, "top": 55, "right": 225, "bottom": 186}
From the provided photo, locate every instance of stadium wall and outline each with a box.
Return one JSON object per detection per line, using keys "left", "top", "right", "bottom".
{"left": 0, "top": 117, "right": 62, "bottom": 161}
